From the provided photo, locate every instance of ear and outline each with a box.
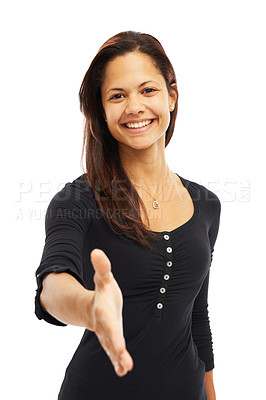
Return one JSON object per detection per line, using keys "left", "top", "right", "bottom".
{"left": 169, "top": 83, "right": 178, "bottom": 111}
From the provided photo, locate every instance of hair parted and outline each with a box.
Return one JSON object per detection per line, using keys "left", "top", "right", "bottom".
{"left": 79, "top": 30, "right": 179, "bottom": 250}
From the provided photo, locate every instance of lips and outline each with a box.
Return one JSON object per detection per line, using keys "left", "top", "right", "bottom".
{"left": 121, "top": 118, "right": 156, "bottom": 134}
{"left": 123, "top": 119, "right": 154, "bottom": 129}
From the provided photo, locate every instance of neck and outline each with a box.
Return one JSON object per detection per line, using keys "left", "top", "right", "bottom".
{"left": 119, "top": 141, "right": 170, "bottom": 188}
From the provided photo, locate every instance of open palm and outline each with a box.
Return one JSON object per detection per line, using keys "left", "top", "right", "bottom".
{"left": 89, "top": 248, "right": 134, "bottom": 377}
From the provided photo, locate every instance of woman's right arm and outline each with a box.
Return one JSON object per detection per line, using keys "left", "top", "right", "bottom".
{"left": 39, "top": 249, "right": 134, "bottom": 377}
{"left": 40, "top": 272, "right": 95, "bottom": 329}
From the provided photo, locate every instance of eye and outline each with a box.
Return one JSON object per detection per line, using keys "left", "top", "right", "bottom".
{"left": 142, "top": 88, "right": 157, "bottom": 94}
{"left": 110, "top": 93, "right": 125, "bottom": 100}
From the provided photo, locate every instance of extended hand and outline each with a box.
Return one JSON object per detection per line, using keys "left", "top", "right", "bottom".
{"left": 89, "top": 248, "right": 134, "bottom": 377}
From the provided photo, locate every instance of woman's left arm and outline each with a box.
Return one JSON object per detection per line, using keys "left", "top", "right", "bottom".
{"left": 204, "top": 369, "right": 216, "bottom": 400}
{"left": 191, "top": 271, "right": 216, "bottom": 396}
{"left": 203, "top": 193, "right": 221, "bottom": 400}
{"left": 192, "top": 191, "right": 221, "bottom": 399}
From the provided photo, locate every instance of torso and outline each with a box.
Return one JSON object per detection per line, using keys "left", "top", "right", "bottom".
{"left": 136, "top": 171, "right": 194, "bottom": 232}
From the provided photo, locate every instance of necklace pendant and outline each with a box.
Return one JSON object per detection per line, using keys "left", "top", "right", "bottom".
{"left": 153, "top": 200, "right": 160, "bottom": 209}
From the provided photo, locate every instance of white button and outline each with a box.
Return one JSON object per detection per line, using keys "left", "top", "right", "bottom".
{"left": 157, "top": 302, "right": 163, "bottom": 309}
{"left": 160, "top": 287, "right": 166, "bottom": 294}
{"left": 164, "top": 234, "right": 170, "bottom": 240}
{"left": 166, "top": 247, "right": 172, "bottom": 253}
{"left": 164, "top": 274, "right": 170, "bottom": 280}
{"left": 166, "top": 261, "right": 172, "bottom": 267}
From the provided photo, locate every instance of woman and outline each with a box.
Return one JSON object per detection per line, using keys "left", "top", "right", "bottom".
{"left": 35, "top": 31, "right": 221, "bottom": 400}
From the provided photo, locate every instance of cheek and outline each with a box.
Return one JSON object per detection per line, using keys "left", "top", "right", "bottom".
{"left": 105, "top": 106, "right": 122, "bottom": 125}
{"left": 150, "top": 93, "right": 170, "bottom": 114}
{"left": 154, "top": 97, "right": 171, "bottom": 131}
{"left": 152, "top": 98, "right": 170, "bottom": 124}
{"left": 105, "top": 107, "right": 124, "bottom": 139}
{"left": 161, "top": 112, "right": 171, "bottom": 134}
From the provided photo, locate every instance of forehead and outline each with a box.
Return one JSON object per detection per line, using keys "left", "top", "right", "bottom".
{"left": 102, "top": 52, "right": 164, "bottom": 89}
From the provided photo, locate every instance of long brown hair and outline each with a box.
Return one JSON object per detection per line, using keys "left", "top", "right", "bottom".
{"left": 79, "top": 31, "right": 179, "bottom": 250}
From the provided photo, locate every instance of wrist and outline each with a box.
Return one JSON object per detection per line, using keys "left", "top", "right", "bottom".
{"left": 80, "top": 289, "right": 95, "bottom": 330}
{"left": 204, "top": 370, "right": 216, "bottom": 400}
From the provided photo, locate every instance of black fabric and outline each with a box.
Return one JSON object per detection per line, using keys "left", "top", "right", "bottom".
{"left": 34, "top": 173, "right": 221, "bottom": 400}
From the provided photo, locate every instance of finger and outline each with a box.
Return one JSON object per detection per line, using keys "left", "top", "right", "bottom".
{"left": 107, "top": 347, "right": 133, "bottom": 377}
{"left": 120, "top": 349, "right": 134, "bottom": 371}
{"left": 98, "top": 319, "right": 126, "bottom": 360}
{"left": 104, "top": 327, "right": 134, "bottom": 376}
{"left": 90, "top": 248, "right": 113, "bottom": 284}
{"left": 114, "top": 348, "right": 134, "bottom": 376}
{"left": 114, "top": 349, "right": 134, "bottom": 376}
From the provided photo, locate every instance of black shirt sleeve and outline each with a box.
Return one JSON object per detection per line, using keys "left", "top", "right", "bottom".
{"left": 34, "top": 179, "right": 92, "bottom": 326}
{"left": 191, "top": 193, "right": 221, "bottom": 371}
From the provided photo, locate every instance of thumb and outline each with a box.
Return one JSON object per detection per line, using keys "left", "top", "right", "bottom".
{"left": 90, "top": 248, "right": 113, "bottom": 284}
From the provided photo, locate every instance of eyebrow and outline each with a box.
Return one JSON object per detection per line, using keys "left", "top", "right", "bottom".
{"left": 106, "top": 81, "right": 160, "bottom": 95}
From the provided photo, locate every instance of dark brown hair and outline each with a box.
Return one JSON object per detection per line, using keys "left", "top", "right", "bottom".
{"left": 79, "top": 30, "right": 179, "bottom": 250}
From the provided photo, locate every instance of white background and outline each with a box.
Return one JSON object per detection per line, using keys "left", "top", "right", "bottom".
{"left": 1, "top": 0, "right": 265, "bottom": 398}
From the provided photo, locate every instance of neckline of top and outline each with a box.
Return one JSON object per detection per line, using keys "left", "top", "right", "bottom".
{"left": 80, "top": 172, "right": 200, "bottom": 236}
{"left": 149, "top": 173, "right": 200, "bottom": 235}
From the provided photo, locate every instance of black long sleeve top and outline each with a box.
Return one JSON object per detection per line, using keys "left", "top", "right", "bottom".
{"left": 34, "top": 173, "right": 221, "bottom": 400}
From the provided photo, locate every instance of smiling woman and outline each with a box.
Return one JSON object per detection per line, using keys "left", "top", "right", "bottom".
{"left": 35, "top": 30, "right": 220, "bottom": 400}
{"left": 101, "top": 52, "right": 177, "bottom": 151}
{"left": 79, "top": 31, "right": 179, "bottom": 248}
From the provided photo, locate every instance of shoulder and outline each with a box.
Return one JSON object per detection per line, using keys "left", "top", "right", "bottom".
{"left": 46, "top": 174, "right": 96, "bottom": 217}
{"left": 178, "top": 173, "right": 221, "bottom": 219}
{"left": 53, "top": 174, "right": 94, "bottom": 200}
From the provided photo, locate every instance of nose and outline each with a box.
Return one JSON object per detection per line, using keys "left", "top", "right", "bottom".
{"left": 125, "top": 94, "right": 145, "bottom": 115}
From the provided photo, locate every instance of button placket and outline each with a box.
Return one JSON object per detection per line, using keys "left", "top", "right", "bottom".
{"left": 153, "top": 232, "right": 174, "bottom": 318}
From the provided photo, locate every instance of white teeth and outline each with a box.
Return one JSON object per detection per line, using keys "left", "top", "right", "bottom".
{"left": 125, "top": 120, "right": 153, "bottom": 129}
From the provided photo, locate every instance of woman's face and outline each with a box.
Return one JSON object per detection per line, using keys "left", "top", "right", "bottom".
{"left": 101, "top": 52, "right": 177, "bottom": 151}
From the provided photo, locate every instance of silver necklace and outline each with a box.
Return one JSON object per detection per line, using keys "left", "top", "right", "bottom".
{"left": 132, "top": 168, "right": 170, "bottom": 209}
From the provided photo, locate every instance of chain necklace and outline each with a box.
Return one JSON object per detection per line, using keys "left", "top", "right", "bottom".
{"left": 132, "top": 167, "right": 170, "bottom": 209}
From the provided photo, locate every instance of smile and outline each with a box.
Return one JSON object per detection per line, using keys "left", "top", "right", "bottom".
{"left": 124, "top": 119, "right": 153, "bottom": 129}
